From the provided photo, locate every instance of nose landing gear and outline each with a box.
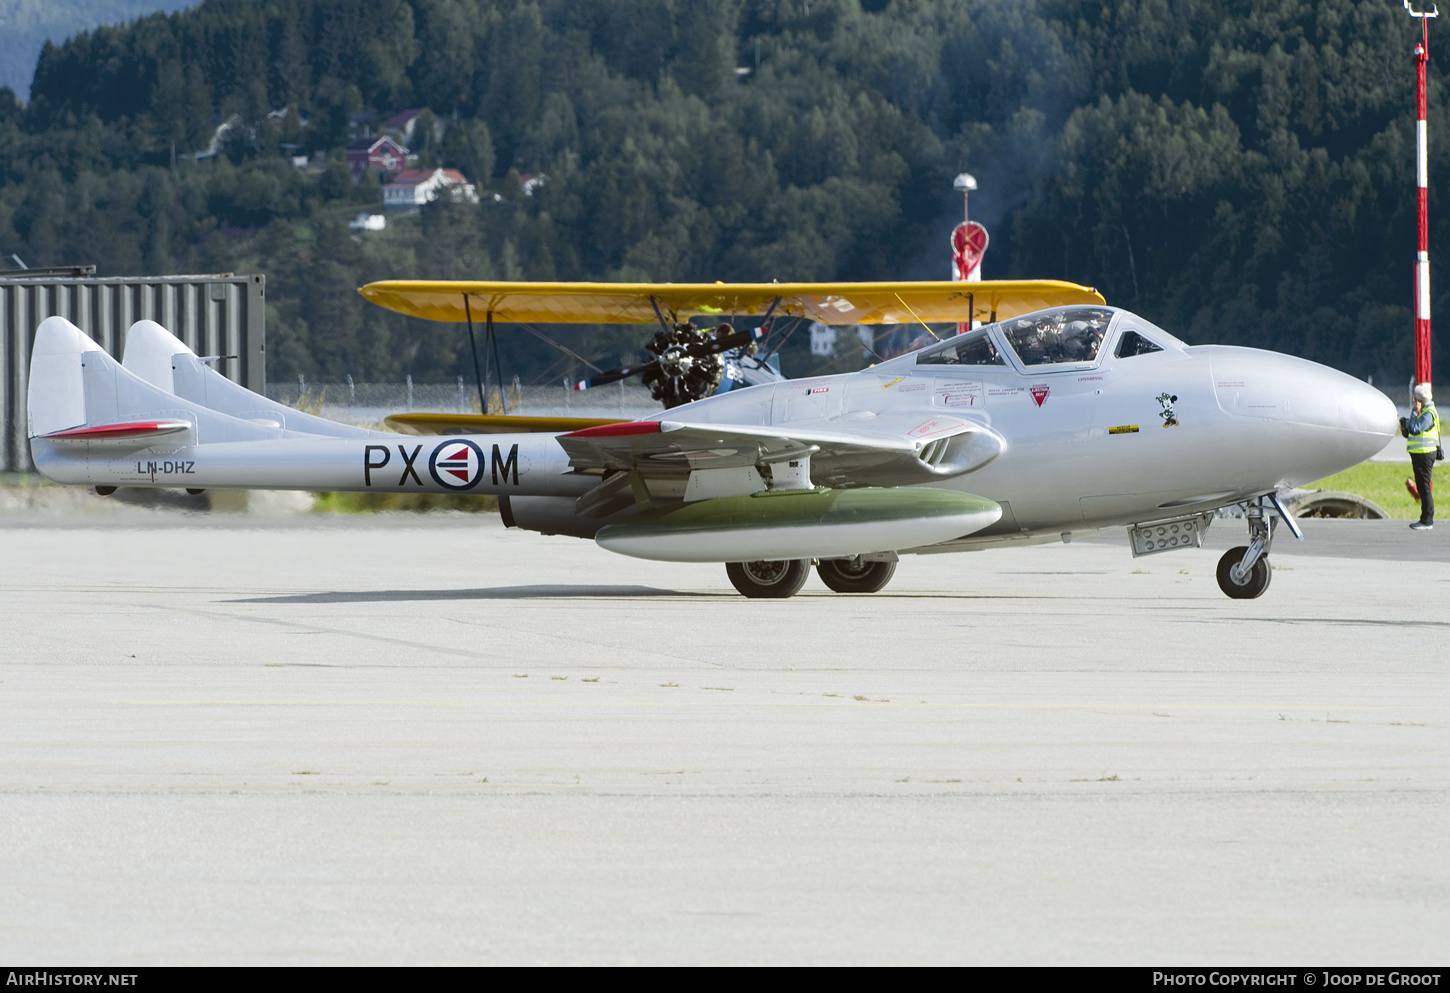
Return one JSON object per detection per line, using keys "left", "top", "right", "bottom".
{"left": 1214, "top": 493, "right": 1302, "bottom": 599}
{"left": 1216, "top": 545, "right": 1272, "bottom": 598}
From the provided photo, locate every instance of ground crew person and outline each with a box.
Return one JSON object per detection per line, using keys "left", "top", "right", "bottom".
{"left": 1403, "top": 382, "right": 1440, "bottom": 530}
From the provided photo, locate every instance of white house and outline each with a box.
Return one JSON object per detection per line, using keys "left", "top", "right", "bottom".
{"left": 382, "top": 168, "right": 478, "bottom": 210}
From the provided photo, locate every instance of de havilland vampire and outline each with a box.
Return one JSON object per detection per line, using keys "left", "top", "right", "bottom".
{"left": 26, "top": 280, "right": 1396, "bottom": 598}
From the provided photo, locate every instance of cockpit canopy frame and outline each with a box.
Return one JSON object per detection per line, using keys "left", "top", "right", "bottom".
{"left": 996, "top": 306, "right": 1117, "bottom": 368}
{"left": 916, "top": 306, "right": 1123, "bottom": 373}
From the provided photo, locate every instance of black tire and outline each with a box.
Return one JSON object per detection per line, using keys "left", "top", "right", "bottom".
{"left": 1216, "top": 546, "right": 1272, "bottom": 599}
{"left": 726, "top": 559, "right": 810, "bottom": 598}
{"left": 816, "top": 557, "right": 897, "bottom": 593}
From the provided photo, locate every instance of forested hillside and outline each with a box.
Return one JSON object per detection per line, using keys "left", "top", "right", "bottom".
{"left": 0, "top": 0, "right": 1442, "bottom": 388}
{"left": 0, "top": 0, "right": 194, "bottom": 98}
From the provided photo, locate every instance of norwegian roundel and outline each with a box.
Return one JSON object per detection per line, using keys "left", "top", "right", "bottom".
{"left": 428, "top": 439, "right": 484, "bottom": 490}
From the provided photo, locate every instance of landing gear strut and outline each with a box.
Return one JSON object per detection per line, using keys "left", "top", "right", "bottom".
{"left": 1214, "top": 493, "right": 1302, "bottom": 599}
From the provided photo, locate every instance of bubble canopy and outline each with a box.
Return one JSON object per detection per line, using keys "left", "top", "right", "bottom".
{"left": 916, "top": 306, "right": 1119, "bottom": 368}
{"left": 998, "top": 306, "right": 1116, "bottom": 365}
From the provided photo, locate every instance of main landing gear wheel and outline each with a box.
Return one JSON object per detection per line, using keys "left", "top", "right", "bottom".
{"left": 726, "top": 559, "right": 810, "bottom": 598}
{"left": 816, "top": 557, "right": 897, "bottom": 593}
{"left": 1216, "top": 546, "right": 1272, "bottom": 599}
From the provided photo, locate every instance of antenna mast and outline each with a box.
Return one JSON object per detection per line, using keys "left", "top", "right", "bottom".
{"left": 1409, "top": 0, "right": 1438, "bottom": 386}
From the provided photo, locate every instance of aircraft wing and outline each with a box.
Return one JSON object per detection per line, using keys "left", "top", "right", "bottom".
{"left": 558, "top": 419, "right": 877, "bottom": 470}
{"left": 556, "top": 414, "right": 1004, "bottom": 492}
{"left": 358, "top": 279, "right": 1103, "bottom": 326}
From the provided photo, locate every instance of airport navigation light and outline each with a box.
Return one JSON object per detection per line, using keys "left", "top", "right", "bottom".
{"left": 953, "top": 172, "right": 977, "bottom": 228}
{"left": 1408, "top": 0, "right": 1438, "bottom": 386}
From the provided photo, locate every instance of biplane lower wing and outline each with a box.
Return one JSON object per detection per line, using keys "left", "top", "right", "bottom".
{"left": 384, "top": 412, "right": 625, "bottom": 435}
{"left": 357, "top": 279, "right": 1104, "bottom": 327}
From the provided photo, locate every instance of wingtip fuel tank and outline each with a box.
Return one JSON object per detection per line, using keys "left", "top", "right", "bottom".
{"left": 595, "top": 487, "right": 1002, "bottom": 562}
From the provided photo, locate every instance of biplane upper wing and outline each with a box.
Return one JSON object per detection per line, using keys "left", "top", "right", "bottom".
{"left": 357, "top": 279, "right": 1104, "bottom": 326}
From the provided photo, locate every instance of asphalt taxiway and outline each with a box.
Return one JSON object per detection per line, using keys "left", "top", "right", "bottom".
{"left": 1, "top": 508, "right": 1446, "bottom": 964}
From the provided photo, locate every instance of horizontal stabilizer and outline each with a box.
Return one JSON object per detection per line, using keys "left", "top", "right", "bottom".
{"left": 42, "top": 419, "right": 192, "bottom": 448}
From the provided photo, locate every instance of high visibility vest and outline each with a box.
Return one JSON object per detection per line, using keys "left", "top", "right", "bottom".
{"left": 1408, "top": 403, "right": 1440, "bottom": 455}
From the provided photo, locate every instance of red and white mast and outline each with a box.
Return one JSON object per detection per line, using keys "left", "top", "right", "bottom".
{"left": 1409, "top": 0, "right": 1438, "bottom": 386}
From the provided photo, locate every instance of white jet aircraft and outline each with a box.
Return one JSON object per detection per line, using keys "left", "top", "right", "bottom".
{"left": 25, "top": 280, "right": 1396, "bottom": 599}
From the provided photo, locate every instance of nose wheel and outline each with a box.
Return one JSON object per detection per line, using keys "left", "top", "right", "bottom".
{"left": 1216, "top": 546, "right": 1272, "bottom": 598}
{"left": 1214, "top": 493, "right": 1300, "bottom": 599}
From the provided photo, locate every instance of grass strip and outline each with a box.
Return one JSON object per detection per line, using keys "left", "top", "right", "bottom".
{"left": 1307, "top": 461, "right": 1426, "bottom": 520}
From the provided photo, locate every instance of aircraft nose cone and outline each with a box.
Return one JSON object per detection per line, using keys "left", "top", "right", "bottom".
{"left": 1331, "top": 375, "right": 1400, "bottom": 447}
{"left": 1282, "top": 363, "right": 1398, "bottom": 470}
{"left": 1209, "top": 346, "right": 1398, "bottom": 480}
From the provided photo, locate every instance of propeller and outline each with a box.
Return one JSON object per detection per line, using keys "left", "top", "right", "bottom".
{"left": 573, "top": 322, "right": 766, "bottom": 408}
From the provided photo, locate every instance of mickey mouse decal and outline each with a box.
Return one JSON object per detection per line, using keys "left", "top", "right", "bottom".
{"left": 1156, "top": 392, "right": 1179, "bottom": 427}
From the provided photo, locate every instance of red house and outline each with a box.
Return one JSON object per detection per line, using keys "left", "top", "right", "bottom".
{"left": 346, "top": 135, "right": 407, "bottom": 177}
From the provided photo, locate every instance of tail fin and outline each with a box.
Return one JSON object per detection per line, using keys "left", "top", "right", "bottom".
{"left": 118, "top": 319, "right": 181, "bottom": 396}
{"left": 121, "top": 319, "right": 370, "bottom": 439}
{"left": 27, "top": 316, "right": 196, "bottom": 441}
{"left": 28, "top": 316, "right": 294, "bottom": 446}
{"left": 29, "top": 318, "right": 212, "bottom": 482}
{"left": 27, "top": 316, "right": 100, "bottom": 438}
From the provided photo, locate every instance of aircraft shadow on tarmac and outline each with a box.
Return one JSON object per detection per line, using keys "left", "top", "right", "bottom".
{"left": 230, "top": 585, "right": 702, "bottom": 604}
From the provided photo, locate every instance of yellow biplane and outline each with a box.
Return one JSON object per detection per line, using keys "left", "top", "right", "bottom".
{"left": 357, "top": 278, "right": 1106, "bottom": 434}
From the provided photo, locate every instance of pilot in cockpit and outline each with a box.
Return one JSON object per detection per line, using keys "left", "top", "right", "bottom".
{"left": 1061, "top": 318, "right": 1105, "bottom": 360}
{"left": 1012, "top": 317, "right": 1050, "bottom": 361}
